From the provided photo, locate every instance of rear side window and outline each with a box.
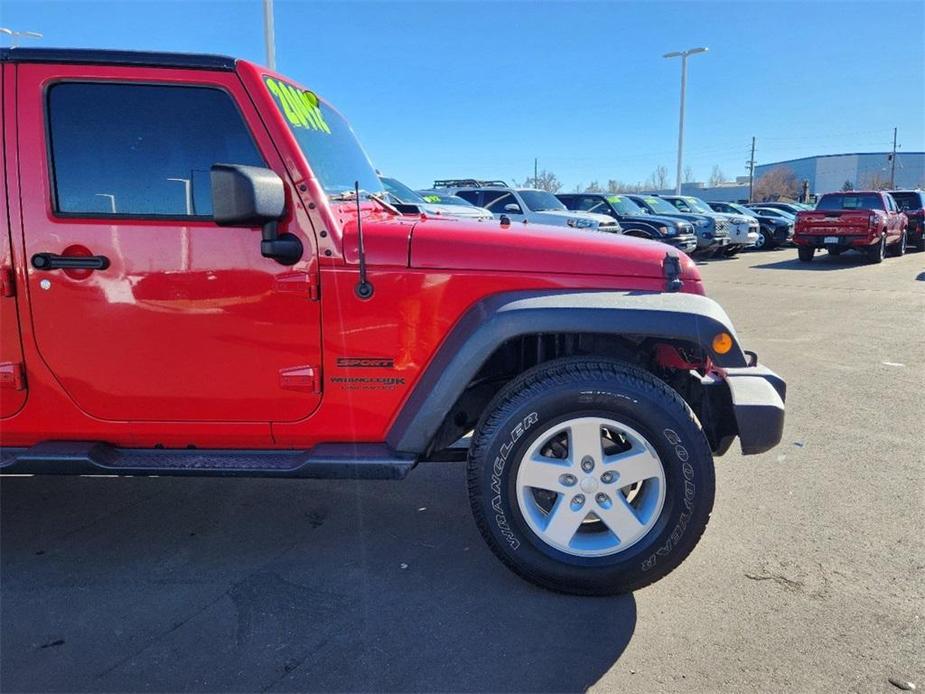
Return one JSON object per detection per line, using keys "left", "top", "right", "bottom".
{"left": 48, "top": 83, "right": 264, "bottom": 218}
{"left": 454, "top": 190, "right": 482, "bottom": 206}
{"left": 890, "top": 192, "right": 924, "bottom": 211}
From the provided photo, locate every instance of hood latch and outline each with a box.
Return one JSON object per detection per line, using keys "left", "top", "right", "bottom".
{"left": 663, "top": 252, "right": 683, "bottom": 292}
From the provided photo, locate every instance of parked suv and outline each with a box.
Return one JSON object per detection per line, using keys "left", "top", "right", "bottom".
{"left": 661, "top": 195, "right": 758, "bottom": 256}
{"left": 434, "top": 183, "right": 622, "bottom": 232}
{"left": 0, "top": 47, "right": 785, "bottom": 597}
{"left": 888, "top": 190, "right": 925, "bottom": 252}
{"left": 557, "top": 193, "right": 697, "bottom": 254}
{"left": 708, "top": 201, "right": 793, "bottom": 250}
{"left": 625, "top": 194, "right": 730, "bottom": 255}
{"left": 748, "top": 201, "right": 811, "bottom": 216}
{"left": 794, "top": 191, "right": 906, "bottom": 263}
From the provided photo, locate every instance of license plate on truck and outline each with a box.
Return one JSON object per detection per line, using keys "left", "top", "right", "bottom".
{"left": 824, "top": 236, "right": 839, "bottom": 244}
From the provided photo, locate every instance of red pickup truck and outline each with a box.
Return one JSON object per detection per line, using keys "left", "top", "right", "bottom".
{"left": 794, "top": 191, "right": 907, "bottom": 263}
{"left": 0, "top": 47, "right": 786, "bottom": 596}
{"left": 889, "top": 190, "right": 925, "bottom": 252}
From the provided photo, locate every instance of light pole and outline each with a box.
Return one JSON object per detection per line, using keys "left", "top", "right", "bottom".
{"left": 263, "top": 0, "right": 276, "bottom": 70}
{"left": 94, "top": 193, "right": 117, "bottom": 213}
{"left": 0, "top": 28, "right": 43, "bottom": 47}
{"left": 663, "top": 47, "right": 708, "bottom": 195}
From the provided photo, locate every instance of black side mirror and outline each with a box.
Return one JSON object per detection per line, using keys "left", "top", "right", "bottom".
{"left": 210, "top": 164, "right": 302, "bottom": 265}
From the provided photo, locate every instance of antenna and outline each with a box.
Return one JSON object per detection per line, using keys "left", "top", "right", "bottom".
{"left": 354, "top": 181, "right": 373, "bottom": 299}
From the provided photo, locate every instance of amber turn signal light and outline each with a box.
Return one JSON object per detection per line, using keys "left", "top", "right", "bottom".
{"left": 712, "top": 332, "right": 733, "bottom": 355}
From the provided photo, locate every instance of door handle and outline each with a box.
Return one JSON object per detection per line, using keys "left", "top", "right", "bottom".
{"left": 31, "top": 253, "right": 110, "bottom": 271}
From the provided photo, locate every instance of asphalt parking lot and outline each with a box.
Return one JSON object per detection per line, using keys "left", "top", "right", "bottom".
{"left": 1, "top": 246, "right": 923, "bottom": 693}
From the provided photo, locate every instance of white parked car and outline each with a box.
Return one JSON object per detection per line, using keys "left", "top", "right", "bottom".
{"left": 380, "top": 176, "right": 494, "bottom": 221}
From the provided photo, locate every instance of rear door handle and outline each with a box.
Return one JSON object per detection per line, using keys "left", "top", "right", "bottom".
{"left": 31, "top": 253, "right": 110, "bottom": 271}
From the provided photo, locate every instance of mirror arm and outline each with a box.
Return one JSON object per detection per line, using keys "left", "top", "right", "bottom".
{"left": 260, "top": 220, "right": 303, "bottom": 266}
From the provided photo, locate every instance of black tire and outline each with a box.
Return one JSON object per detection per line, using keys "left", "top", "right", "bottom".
{"left": 915, "top": 232, "right": 925, "bottom": 253}
{"left": 723, "top": 246, "right": 741, "bottom": 257}
{"left": 828, "top": 247, "right": 843, "bottom": 256}
{"left": 798, "top": 246, "right": 815, "bottom": 262}
{"left": 867, "top": 235, "right": 885, "bottom": 264}
{"left": 754, "top": 229, "right": 771, "bottom": 251}
{"left": 467, "top": 358, "right": 715, "bottom": 596}
{"left": 888, "top": 230, "right": 907, "bottom": 257}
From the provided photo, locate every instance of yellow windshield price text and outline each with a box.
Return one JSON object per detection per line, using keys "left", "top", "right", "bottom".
{"left": 265, "top": 77, "right": 331, "bottom": 134}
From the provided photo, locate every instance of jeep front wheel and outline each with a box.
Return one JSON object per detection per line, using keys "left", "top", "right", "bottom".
{"left": 467, "top": 358, "right": 715, "bottom": 596}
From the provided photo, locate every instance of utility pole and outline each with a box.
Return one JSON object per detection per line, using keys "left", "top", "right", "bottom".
{"left": 263, "top": 0, "right": 276, "bottom": 70}
{"left": 746, "top": 136, "right": 757, "bottom": 202}
{"left": 889, "top": 127, "right": 897, "bottom": 189}
{"left": 534, "top": 157, "right": 538, "bottom": 187}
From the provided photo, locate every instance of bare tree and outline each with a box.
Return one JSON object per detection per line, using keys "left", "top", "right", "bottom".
{"left": 864, "top": 172, "right": 891, "bottom": 190}
{"left": 752, "top": 166, "right": 799, "bottom": 201}
{"left": 586, "top": 180, "right": 604, "bottom": 193}
{"left": 708, "top": 165, "right": 725, "bottom": 187}
{"left": 653, "top": 165, "right": 669, "bottom": 191}
{"left": 841, "top": 179, "right": 854, "bottom": 192}
{"left": 523, "top": 169, "right": 562, "bottom": 193}
{"left": 683, "top": 166, "right": 695, "bottom": 184}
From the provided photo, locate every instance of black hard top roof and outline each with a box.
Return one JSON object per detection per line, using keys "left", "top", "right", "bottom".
{"left": 0, "top": 47, "right": 237, "bottom": 71}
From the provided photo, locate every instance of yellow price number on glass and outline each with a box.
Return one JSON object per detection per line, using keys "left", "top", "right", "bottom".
{"left": 265, "top": 77, "right": 331, "bottom": 134}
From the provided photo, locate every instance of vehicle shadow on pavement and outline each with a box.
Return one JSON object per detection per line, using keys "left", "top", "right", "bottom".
{"left": 1, "top": 464, "right": 636, "bottom": 693}
{"left": 750, "top": 253, "right": 874, "bottom": 271}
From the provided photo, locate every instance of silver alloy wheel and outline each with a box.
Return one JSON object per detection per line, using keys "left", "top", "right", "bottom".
{"left": 755, "top": 230, "right": 768, "bottom": 249}
{"left": 515, "top": 416, "right": 667, "bottom": 557}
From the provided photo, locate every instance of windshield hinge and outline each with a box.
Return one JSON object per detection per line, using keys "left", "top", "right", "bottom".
{"left": 662, "top": 252, "right": 683, "bottom": 292}
{"left": 1, "top": 268, "right": 15, "bottom": 297}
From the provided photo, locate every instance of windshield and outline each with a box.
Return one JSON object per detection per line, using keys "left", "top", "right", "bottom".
{"left": 637, "top": 195, "right": 682, "bottom": 215}
{"left": 816, "top": 193, "right": 884, "bottom": 211}
{"left": 380, "top": 177, "right": 426, "bottom": 204}
{"left": 606, "top": 195, "right": 646, "bottom": 215}
{"left": 520, "top": 190, "right": 567, "bottom": 212}
{"left": 680, "top": 197, "right": 713, "bottom": 214}
{"left": 725, "top": 203, "right": 754, "bottom": 216}
{"left": 419, "top": 192, "right": 474, "bottom": 207}
{"left": 264, "top": 76, "right": 384, "bottom": 197}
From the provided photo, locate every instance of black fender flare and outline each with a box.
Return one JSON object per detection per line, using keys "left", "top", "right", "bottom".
{"left": 386, "top": 290, "right": 747, "bottom": 454}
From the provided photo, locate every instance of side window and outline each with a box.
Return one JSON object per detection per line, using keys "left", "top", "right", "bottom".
{"left": 48, "top": 82, "right": 264, "bottom": 218}
{"left": 454, "top": 190, "right": 482, "bottom": 206}
{"left": 483, "top": 191, "right": 521, "bottom": 214}
{"left": 672, "top": 199, "right": 691, "bottom": 212}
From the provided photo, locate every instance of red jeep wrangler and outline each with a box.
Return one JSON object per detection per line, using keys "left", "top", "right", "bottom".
{"left": 0, "top": 48, "right": 786, "bottom": 595}
{"left": 794, "top": 191, "right": 907, "bottom": 263}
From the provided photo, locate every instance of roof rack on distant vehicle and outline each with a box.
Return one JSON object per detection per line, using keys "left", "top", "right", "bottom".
{"left": 433, "top": 179, "right": 510, "bottom": 189}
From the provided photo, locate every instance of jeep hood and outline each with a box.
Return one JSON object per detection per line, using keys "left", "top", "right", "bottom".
{"left": 406, "top": 216, "right": 699, "bottom": 280}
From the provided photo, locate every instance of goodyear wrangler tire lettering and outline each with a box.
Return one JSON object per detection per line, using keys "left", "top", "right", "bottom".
{"left": 467, "top": 357, "right": 715, "bottom": 596}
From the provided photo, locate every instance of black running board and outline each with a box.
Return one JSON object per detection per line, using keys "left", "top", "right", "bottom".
{"left": 0, "top": 442, "right": 417, "bottom": 480}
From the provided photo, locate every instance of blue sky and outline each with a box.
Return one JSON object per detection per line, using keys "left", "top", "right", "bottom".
{"left": 4, "top": 0, "right": 924, "bottom": 190}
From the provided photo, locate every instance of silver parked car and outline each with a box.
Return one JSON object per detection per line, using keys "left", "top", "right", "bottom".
{"left": 433, "top": 181, "right": 621, "bottom": 232}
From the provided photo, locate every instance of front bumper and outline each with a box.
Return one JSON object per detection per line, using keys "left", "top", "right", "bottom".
{"left": 666, "top": 234, "right": 698, "bottom": 254}
{"left": 768, "top": 223, "right": 793, "bottom": 243}
{"left": 697, "top": 362, "right": 786, "bottom": 456}
{"left": 724, "top": 364, "right": 786, "bottom": 455}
